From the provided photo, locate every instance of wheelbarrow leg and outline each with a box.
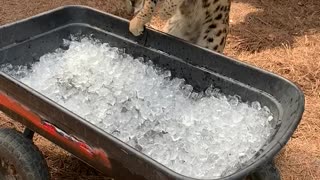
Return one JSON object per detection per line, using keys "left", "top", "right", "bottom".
{"left": 23, "top": 128, "right": 34, "bottom": 139}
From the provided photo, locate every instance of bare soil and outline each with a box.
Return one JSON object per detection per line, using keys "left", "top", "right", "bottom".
{"left": 0, "top": 0, "right": 319, "bottom": 179}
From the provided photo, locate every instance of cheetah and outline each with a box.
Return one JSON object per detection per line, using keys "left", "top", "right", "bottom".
{"left": 123, "top": 0, "right": 231, "bottom": 53}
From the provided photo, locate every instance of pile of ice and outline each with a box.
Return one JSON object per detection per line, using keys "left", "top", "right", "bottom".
{"left": 1, "top": 36, "right": 276, "bottom": 179}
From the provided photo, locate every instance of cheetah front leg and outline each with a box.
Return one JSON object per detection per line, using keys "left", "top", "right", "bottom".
{"left": 129, "top": 0, "right": 159, "bottom": 36}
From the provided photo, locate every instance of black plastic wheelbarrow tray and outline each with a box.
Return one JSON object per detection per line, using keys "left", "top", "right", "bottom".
{"left": 0, "top": 5, "right": 304, "bottom": 180}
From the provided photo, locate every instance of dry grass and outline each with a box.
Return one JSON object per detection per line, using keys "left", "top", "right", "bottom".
{"left": 0, "top": 0, "right": 319, "bottom": 179}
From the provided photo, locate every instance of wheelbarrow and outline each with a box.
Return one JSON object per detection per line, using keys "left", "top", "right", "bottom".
{"left": 0, "top": 5, "right": 304, "bottom": 180}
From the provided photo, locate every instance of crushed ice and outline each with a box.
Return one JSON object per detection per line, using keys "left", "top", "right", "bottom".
{"left": 0, "top": 36, "right": 276, "bottom": 179}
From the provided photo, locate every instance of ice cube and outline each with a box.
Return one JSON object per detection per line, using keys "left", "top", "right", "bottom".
{"left": 1, "top": 36, "right": 276, "bottom": 179}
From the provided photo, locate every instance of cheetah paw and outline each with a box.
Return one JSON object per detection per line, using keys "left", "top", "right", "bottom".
{"left": 129, "top": 18, "right": 145, "bottom": 36}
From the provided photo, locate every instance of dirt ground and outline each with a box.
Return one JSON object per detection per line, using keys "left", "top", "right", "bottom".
{"left": 0, "top": 0, "right": 319, "bottom": 179}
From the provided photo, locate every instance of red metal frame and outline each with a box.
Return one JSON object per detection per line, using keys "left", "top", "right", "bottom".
{"left": 0, "top": 91, "right": 112, "bottom": 171}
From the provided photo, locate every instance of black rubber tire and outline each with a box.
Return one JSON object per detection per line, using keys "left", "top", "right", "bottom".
{"left": 0, "top": 128, "right": 50, "bottom": 180}
{"left": 247, "top": 161, "right": 281, "bottom": 180}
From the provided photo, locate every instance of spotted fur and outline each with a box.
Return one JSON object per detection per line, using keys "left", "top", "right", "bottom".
{"left": 123, "top": 0, "right": 231, "bottom": 53}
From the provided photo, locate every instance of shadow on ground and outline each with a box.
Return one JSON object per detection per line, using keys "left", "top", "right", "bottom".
{"left": 228, "top": 0, "right": 320, "bottom": 52}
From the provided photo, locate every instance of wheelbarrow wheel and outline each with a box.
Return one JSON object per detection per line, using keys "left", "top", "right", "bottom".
{"left": 246, "top": 160, "right": 281, "bottom": 180}
{"left": 0, "top": 128, "right": 50, "bottom": 180}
